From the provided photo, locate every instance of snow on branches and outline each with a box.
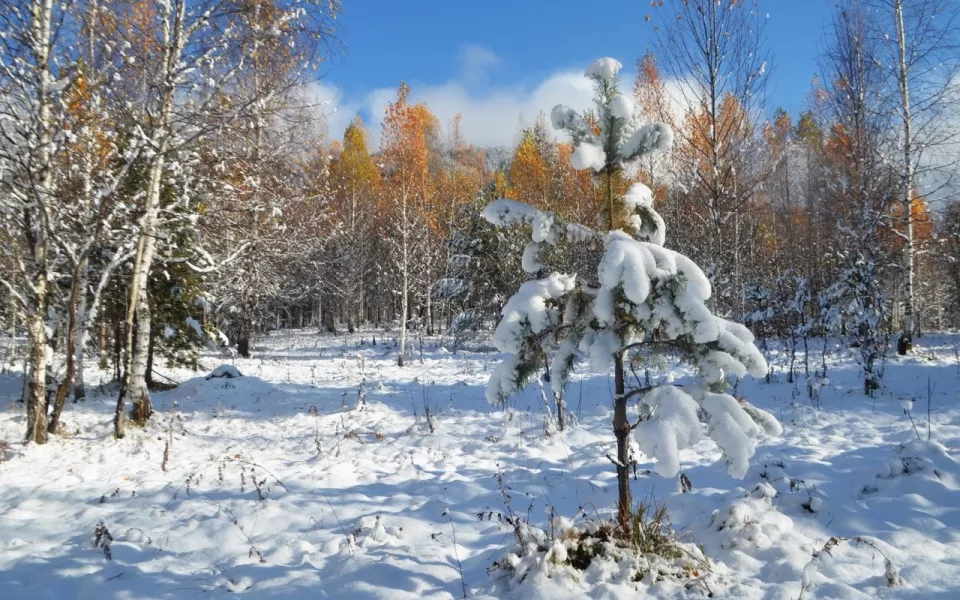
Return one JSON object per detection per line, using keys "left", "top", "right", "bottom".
{"left": 483, "top": 57, "right": 778, "bottom": 482}
{"left": 552, "top": 58, "right": 674, "bottom": 172}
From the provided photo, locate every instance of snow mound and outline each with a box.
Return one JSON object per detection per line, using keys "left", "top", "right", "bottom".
{"left": 878, "top": 439, "right": 958, "bottom": 483}
{"left": 634, "top": 386, "right": 703, "bottom": 477}
{"left": 487, "top": 273, "right": 577, "bottom": 404}
{"left": 490, "top": 517, "right": 727, "bottom": 598}
{"left": 620, "top": 123, "right": 674, "bottom": 160}
{"left": 163, "top": 372, "right": 286, "bottom": 411}
{"left": 206, "top": 364, "right": 242, "bottom": 379}
{"left": 624, "top": 182, "right": 654, "bottom": 209}
{"left": 861, "top": 439, "right": 960, "bottom": 501}
{"left": 709, "top": 493, "right": 794, "bottom": 551}
{"left": 481, "top": 198, "right": 541, "bottom": 228}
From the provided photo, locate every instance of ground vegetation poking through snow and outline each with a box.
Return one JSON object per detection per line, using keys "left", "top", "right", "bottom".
{"left": 0, "top": 330, "right": 960, "bottom": 599}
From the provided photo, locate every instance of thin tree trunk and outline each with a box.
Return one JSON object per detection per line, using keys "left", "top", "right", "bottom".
{"left": 98, "top": 320, "right": 108, "bottom": 370}
{"left": 9, "top": 295, "right": 16, "bottom": 360}
{"left": 237, "top": 315, "right": 251, "bottom": 357}
{"left": 48, "top": 259, "right": 86, "bottom": 433}
{"left": 74, "top": 311, "right": 88, "bottom": 402}
{"left": 613, "top": 352, "right": 631, "bottom": 535}
{"left": 556, "top": 391, "right": 566, "bottom": 432}
{"left": 895, "top": 0, "right": 916, "bottom": 353}
{"left": 77, "top": 249, "right": 128, "bottom": 399}
{"left": 130, "top": 285, "right": 155, "bottom": 423}
{"left": 398, "top": 193, "right": 409, "bottom": 367}
{"left": 425, "top": 266, "right": 433, "bottom": 336}
{"left": 113, "top": 318, "right": 122, "bottom": 382}
{"left": 114, "top": 0, "right": 186, "bottom": 437}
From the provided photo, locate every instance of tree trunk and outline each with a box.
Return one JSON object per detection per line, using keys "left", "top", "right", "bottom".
{"left": 98, "top": 320, "right": 108, "bottom": 371}
{"left": 25, "top": 312, "right": 49, "bottom": 444}
{"left": 425, "top": 266, "right": 433, "bottom": 336}
{"left": 113, "top": 319, "right": 122, "bottom": 382}
{"left": 237, "top": 327, "right": 251, "bottom": 358}
{"left": 9, "top": 295, "right": 16, "bottom": 360}
{"left": 145, "top": 320, "right": 156, "bottom": 389}
{"left": 76, "top": 254, "right": 121, "bottom": 401}
{"left": 21, "top": 0, "right": 55, "bottom": 445}
{"left": 895, "top": 0, "right": 915, "bottom": 354}
{"left": 48, "top": 259, "right": 86, "bottom": 433}
{"left": 116, "top": 165, "right": 161, "bottom": 437}
{"left": 398, "top": 264, "right": 408, "bottom": 367}
{"left": 114, "top": 0, "right": 183, "bottom": 437}
{"left": 398, "top": 194, "right": 409, "bottom": 367}
{"left": 130, "top": 286, "right": 154, "bottom": 425}
{"left": 74, "top": 320, "right": 88, "bottom": 402}
{"left": 613, "top": 352, "right": 631, "bottom": 536}
{"left": 556, "top": 391, "right": 566, "bottom": 432}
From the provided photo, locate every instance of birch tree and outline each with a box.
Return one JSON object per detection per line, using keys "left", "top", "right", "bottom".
{"left": 46, "top": 3, "right": 142, "bottom": 431}
{"left": 818, "top": 2, "right": 899, "bottom": 392}
{"left": 112, "top": 0, "right": 340, "bottom": 436}
{"left": 0, "top": 0, "right": 68, "bottom": 443}
{"left": 380, "top": 84, "right": 436, "bottom": 366}
{"left": 867, "top": 0, "right": 960, "bottom": 350}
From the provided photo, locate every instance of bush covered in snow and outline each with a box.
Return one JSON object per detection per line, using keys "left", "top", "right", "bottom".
{"left": 492, "top": 506, "right": 722, "bottom": 596}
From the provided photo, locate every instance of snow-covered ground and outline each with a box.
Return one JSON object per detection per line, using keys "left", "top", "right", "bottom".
{"left": 1, "top": 330, "right": 959, "bottom": 599}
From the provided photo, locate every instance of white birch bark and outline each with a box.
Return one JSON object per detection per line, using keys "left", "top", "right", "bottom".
{"left": 398, "top": 191, "right": 409, "bottom": 367}
{"left": 894, "top": 0, "right": 916, "bottom": 349}
{"left": 115, "top": 0, "right": 184, "bottom": 437}
{"left": 22, "top": 0, "right": 56, "bottom": 443}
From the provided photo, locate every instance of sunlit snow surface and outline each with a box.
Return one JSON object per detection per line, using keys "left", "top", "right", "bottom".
{"left": 1, "top": 330, "right": 959, "bottom": 598}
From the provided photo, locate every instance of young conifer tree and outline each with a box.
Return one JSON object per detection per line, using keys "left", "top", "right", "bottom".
{"left": 483, "top": 58, "right": 781, "bottom": 536}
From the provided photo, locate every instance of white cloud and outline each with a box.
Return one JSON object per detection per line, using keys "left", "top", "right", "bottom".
{"left": 312, "top": 47, "right": 597, "bottom": 149}
{"left": 311, "top": 48, "right": 687, "bottom": 151}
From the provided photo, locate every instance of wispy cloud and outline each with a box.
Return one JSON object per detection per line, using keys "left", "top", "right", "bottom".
{"left": 457, "top": 44, "right": 500, "bottom": 88}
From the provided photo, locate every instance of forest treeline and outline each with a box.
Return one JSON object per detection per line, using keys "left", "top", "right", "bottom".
{"left": 2, "top": 0, "right": 959, "bottom": 443}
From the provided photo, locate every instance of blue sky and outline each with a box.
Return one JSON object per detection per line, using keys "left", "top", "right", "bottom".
{"left": 316, "top": 1, "right": 836, "bottom": 147}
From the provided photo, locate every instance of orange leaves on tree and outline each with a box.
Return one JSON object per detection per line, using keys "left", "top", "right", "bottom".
{"left": 886, "top": 195, "right": 935, "bottom": 245}
{"left": 633, "top": 52, "right": 674, "bottom": 128}
{"left": 381, "top": 82, "right": 441, "bottom": 228}
{"left": 509, "top": 131, "right": 550, "bottom": 210}
{"left": 436, "top": 113, "right": 488, "bottom": 221}
{"left": 555, "top": 142, "right": 597, "bottom": 222}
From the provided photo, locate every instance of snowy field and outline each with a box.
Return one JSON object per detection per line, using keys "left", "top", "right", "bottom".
{"left": 1, "top": 329, "right": 959, "bottom": 599}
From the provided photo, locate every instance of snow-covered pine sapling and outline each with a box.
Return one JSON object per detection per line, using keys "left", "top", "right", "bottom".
{"left": 823, "top": 248, "right": 890, "bottom": 395}
{"left": 483, "top": 57, "right": 781, "bottom": 537}
{"left": 744, "top": 283, "right": 775, "bottom": 383}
